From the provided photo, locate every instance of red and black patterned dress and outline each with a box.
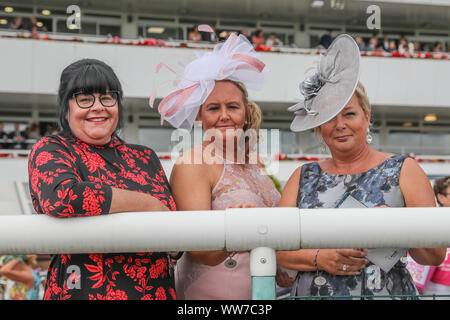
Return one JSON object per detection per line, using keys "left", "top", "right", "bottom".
{"left": 28, "top": 135, "right": 177, "bottom": 300}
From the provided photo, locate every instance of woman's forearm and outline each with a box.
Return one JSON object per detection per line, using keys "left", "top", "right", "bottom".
{"left": 0, "top": 260, "right": 35, "bottom": 289}
{"left": 0, "top": 257, "right": 20, "bottom": 275}
{"left": 109, "top": 188, "right": 170, "bottom": 214}
{"left": 276, "top": 250, "right": 317, "bottom": 272}
{"left": 409, "top": 248, "right": 446, "bottom": 266}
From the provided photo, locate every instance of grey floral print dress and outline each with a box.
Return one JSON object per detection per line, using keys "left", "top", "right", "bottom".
{"left": 291, "top": 155, "right": 419, "bottom": 299}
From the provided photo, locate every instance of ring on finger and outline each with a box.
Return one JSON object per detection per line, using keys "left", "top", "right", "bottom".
{"left": 342, "top": 264, "right": 347, "bottom": 272}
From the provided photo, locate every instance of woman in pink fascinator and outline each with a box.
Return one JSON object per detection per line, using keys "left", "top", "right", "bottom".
{"left": 153, "top": 31, "right": 281, "bottom": 300}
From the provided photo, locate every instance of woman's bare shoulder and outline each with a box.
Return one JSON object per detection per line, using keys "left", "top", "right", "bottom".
{"left": 170, "top": 145, "right": 221, "bottom": 185}
{"left": 376, "top": 151, "right": 397, "bottom": 160}
{"left": 173, "top": 145, "right": 203, "bottom": 165}
{"left": 279, "top": 165, "right": 303, "bottom": 207}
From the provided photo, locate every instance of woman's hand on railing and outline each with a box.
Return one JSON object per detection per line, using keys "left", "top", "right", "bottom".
{"left": 316, "top": 249, "right": 368, "bottom": 276}
{"left": 276, "top": 268, "right": 295, "bottom": 288}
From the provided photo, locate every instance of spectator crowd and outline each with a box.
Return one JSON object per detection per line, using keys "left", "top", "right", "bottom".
{"left": 187, "top": 24, "right": 285, "bottom": 51}
{"left": 8, "top": 16, "right": 47, "bottom": 33}
{"left": 3, "top": 16, "right": 448, "bottom": 58}
{"left": 186, "top": 25, "right": 447, "bottom": 57}
{"left": 319, "top": 30, "right": 447, "bottom": 58}
{"left": 0, "top": 122, "right": 57, "bottom": 151}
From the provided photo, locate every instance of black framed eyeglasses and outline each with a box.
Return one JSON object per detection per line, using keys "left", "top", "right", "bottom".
{"left": 73, "top": 91, "right": 119, "bottom": 109}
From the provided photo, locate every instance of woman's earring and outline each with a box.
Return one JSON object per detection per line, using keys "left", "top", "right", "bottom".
{"left": 366, "top": 128, "right": 373, "bottom": 144}
{"left": 318, "top": 134, "right": 327, "bottom": 153}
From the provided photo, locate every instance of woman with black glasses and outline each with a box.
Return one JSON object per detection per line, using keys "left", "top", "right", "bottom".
{"left": 28, "top": 59, "right": 177, "bottom": 300}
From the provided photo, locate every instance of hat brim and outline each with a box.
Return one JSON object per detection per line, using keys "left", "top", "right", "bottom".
{"left": 290, "top": 34, "right": 360, "bottom": 132}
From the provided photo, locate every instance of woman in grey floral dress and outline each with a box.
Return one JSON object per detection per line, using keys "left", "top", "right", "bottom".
{"left": 276, "top": 35, "right": 445, "bottom": 300}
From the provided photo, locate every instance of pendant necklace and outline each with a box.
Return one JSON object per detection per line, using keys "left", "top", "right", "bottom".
{"left": 313, "top": 264, "right": 327, "bottom": 287}
{"left": 224, "top": 252, "right": 237, "bottom": 268}
{"left": 313, "top": 273, "right": 327, "bottom": 286}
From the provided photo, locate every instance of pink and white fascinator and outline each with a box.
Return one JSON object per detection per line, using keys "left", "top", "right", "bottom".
{"left": 150, "top": 32, "right": 267, "bottom": 130}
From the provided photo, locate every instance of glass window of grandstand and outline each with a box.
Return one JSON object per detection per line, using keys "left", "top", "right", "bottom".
{"left": 265, "top": 31, "right": 290, "bottom": 47}
{"left": 386, "top": 132, "right": 450, "bottom": 155}
{"left": 81, "top": 22, "right": 97, "bottom": 35}
{"left": 422, "top": 133, "right": 450, "bottom": 155}
{"left": 0, "top": 15, "right": 52, "bottom": 32}
{"left": 138, "top": 128, "right": 310, "bottom": 155}
{"left": 138, "top": 25, "right": 182, "bottom": 40}
{"left": 279, "top": 131, "right": 298, "bottom": 154}
{"left": 261, "top": 130, "right": 302, "bottom": 155}
{"left": 56, "top": 19, "right": 97, "bottom": 35}
{"left": 99, "top": 24, "right": 121, "bottom": 37}
{"left": 139, "top": 128, "right": 181, "bottom": 153}
{"left": 0, "top": 16, "right": 12, "bottom": 29}
{"left": 33, "top": 17, "right": 52, "bottom": 32}
{"left": 0, "top": 5, "right": 33, "bottom": 20}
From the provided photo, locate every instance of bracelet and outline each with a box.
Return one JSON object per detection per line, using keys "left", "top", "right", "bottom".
{"left": 313, "top": 249, "right": 320, "bottom": 271}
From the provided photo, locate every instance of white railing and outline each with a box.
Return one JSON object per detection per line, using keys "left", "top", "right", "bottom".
{"left": 1, "top": 207, "right": 450, "bottom": 254}
{"left": 1, "top": 205, "right": 449, "bottom": 299}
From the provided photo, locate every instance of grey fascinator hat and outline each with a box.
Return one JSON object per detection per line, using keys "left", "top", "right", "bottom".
{"left": 288, "top": 34, "right": 360, "bottom": 132}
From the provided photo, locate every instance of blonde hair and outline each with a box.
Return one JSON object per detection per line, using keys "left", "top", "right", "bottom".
{"left": 314, "top": 81, "right": 371, "bottom": 147}
{"left": 229, "top": 81, "right": 263, "bottom": 163}
{"left": 354, "top": 81, "right": 371, "bottom": 116}
{"left": 228, "top": 81, "right": 262, "bottom": 132}
{"left": 24, "top": 255, "right": 38, "bottom": 268}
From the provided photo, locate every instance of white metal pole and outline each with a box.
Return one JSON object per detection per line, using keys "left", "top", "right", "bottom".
{"left": 299, "top": 207, "right": 450, "bottom": 249}
{"left": 250, "top": 247, "right": 277, "bottom": 300}
{"left": 1, "top": 207, "right": 450, "bottom": 254}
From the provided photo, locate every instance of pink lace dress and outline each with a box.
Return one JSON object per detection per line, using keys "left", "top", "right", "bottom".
{"left": 175, "top": 163, "right": 281, "bottom": 300}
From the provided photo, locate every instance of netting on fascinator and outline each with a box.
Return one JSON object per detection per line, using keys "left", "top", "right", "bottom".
{"left": 150, "top": 32, "right": 267, "bottom": 131}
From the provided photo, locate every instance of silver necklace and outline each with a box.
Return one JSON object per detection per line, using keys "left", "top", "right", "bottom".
{"left": 224, "top": 252, "right": 237, "bottom": 268}
{"left": 313, "top": 274, "right": 327, "bottom": 286}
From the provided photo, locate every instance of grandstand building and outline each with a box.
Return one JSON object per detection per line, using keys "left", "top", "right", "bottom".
{"left": 0, "top": 0, "right": 449, "bottom": 215}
